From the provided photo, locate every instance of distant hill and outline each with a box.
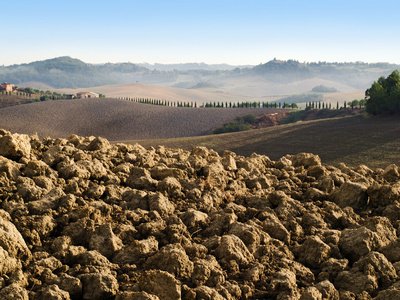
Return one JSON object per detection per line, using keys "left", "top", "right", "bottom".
{"left": 251, "top": 59, "right": 399, "bottom": 89}
{"left": 1, "top": 56, "right": 399, "bottom": 96}
{"left": 137, "top": 62, "right": 252, "bottom": 71}
{"left": 0, "top": 57, "right": 147, "bottom": 89}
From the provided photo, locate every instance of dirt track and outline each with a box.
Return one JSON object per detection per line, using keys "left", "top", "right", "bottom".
{"left": 0, "top": 98, "right": 283, "bottom": 141}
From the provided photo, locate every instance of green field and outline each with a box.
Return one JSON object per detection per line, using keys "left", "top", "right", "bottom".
{"left": 133, "top": 114, "right": 400, "bottom": 169}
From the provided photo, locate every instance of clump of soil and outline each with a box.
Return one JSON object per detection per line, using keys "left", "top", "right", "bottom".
{"left": 1, "top": 128, "right": 400, "bottom": 299}
{"left": 253, "top": 112, "right": 290, "bottom": 128}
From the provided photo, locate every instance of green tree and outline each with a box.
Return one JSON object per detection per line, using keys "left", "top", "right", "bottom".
{"left": 351, "top": 99, "right": 359, "bottom": 109}
{"left": 242, "top": 114, "right": 257, "bottom": 124}
{"left": 366, "top": 70, "right": 400, "bottom": 115}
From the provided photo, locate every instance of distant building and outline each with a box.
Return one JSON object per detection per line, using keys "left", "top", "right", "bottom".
{"left": 0, "top": 82, "right": 15, "bottom": 92}
{"left": 76, "top": 92, "right": 99, "bottom": 99}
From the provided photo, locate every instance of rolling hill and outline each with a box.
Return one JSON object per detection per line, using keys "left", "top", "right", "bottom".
{"left": 1, "top": 57, "right": 398, "bottom": 98}
{"left": 55, "top": 82, "right": 265, "bottom": 105}
{"left": 55, "top": 82, "right": 365, "bottom": 107}
{"left": 0, "top": 98, "right": 284, "bottom": 140}
{"left": 0, "top": 94, "right": 398, "bottom": 168}
{"left": 133, "top": 113, "right": 400, "bottom": 169}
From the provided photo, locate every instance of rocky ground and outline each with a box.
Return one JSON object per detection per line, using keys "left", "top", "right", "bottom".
{"left": 1, "top": 129, "right": 400, "bottom": 299}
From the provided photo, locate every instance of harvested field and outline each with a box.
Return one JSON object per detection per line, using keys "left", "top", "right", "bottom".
{"left": 0, "top": 94, "right": 35, "bottom": 108}
{"left": 56, "top": 82, "right": 258, "bottom": 105}
{"left": 0, "top": 98, "right": 285, "bottom": 140}
{"left": 136, "top": 114, "right": 400, "bottom": 169}
{"left": 1, "top": 129, "right": 400, "bottom": 299}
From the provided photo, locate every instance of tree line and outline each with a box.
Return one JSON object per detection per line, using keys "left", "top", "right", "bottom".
{"left": 1, "top": 87, "right": 75, "bottom": 101}
{"left": 121, "top": 97, "right": 303, "bottom": 109}
{"left": 121, "top": 96, "right": 369, "bottom": 111}
{"left": 306, "top": 99, "right": 366, "bottom": 110}
{"left": 122, "top": 97, "right": 197, "bottom": 107}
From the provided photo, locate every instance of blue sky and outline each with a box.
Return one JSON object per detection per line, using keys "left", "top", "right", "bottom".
{"left": 2, "top": 0, "right": 400, "bottom": 66}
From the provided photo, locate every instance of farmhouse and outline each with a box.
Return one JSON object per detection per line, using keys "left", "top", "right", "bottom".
{"left": 0, "top": 82, "right": 15, "bottom": 92}
{"left": 76, "top": 92, "right": 99, "bottom": 98}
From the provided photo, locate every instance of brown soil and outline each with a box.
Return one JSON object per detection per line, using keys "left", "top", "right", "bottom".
{"left": 0, "top": 98, "right": 287, "bottom": 140}
{"left": 253, "top": 112, "right": 290, "bottom": 128}
{"left": 0, "top": 94, "right": 36, "bottom": 108}
{"left": 1, "top": 129, "right": 400, "bottom": 299}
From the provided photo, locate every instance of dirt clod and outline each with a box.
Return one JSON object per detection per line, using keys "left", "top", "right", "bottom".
{"left": 0, "top": 129, "right": 400, "bottom": 299}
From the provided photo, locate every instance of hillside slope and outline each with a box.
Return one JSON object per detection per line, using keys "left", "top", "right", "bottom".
{"left": 134, "top": 114, "right": 400, "bottom": 168}
{"left": 56, "top": 82, "right": 260, "bottom": 104}
{"left": 55, "top": 82, "right": 365, "bottom": 106}
{"left": 0, "top": 98, "right": 283, "bottom": 140}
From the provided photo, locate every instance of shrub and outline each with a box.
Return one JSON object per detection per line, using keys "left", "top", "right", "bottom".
{"left": 241, "top": 114, "right": 257, "bottom": 125}
{"left": 281, "top": 110, "right": 307, "bottom": 124}
{"left": 212, "top": 114, "right": 258, "bottom": 134}
{"left": 212, "top": 122, "right": 251, "bottom": 134}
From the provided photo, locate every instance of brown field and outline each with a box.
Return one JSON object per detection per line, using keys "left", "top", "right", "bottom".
{"left": 1, "top": 95, "right": 397, "bottom": 169}
{"left": 55, "top": 82, "right": 365, "bottom": 107}
{"left": 322, "top": 90, "right": 365, "bottom": 104}
{"left": 0, "top": 98, "right": 285, "bottom": 140}
{"left": 0, "top": 93, "right": 36, "bottom": 108}
{"left": 134, "top": 114, "right": 400, "bottom": 169}
{"left": 56, "top": 83, "right": 262, "bottom": 105}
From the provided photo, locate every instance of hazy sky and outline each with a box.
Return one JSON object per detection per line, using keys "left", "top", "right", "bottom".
{"left": 2, "top": 0, "right": 400, "bottom": 66}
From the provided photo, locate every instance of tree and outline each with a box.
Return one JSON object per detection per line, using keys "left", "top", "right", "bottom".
{"left": 351, "top": 99, "right": 359, "bottom": 109}
{"left": 366, "top": 70, "right": 400, "bottom": 115}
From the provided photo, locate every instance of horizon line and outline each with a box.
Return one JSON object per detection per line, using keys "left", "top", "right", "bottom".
{"left": 2, "top": 56, "right": 400, "bottom": 68}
